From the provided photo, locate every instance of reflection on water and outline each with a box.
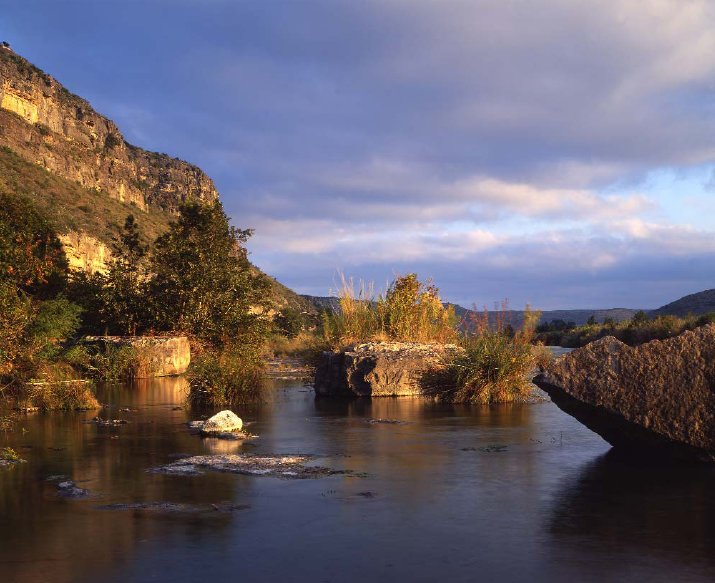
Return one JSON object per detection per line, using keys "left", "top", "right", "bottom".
{"left": 0, "top": 378, "right": 714, "bottom": 583}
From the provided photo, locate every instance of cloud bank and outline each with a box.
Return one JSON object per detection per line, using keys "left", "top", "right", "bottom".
{"left": 5, "top": 0, "right": 715, "bottom": 308}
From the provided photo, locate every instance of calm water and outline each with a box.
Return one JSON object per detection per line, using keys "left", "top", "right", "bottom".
{"left": 1, "top": 376, "right": 715, "bottom": 583}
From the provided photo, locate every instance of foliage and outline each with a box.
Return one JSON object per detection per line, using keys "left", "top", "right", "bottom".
{"left": 0, "top": 191, "right": 66, "bottom": 294}
{"left": 0, "top": 447, "right": 19, "bottom": 461}
{"left": 187, "top": 343, "right": 265, "bottom": 407}
{"left": 421, "top": 299, "right": 547, "bottom": 403}
{"left": 537, "top": 311, "right": 715, "bottom": 348}
{"left": 149, "top": 201, "right": 270, "bottom": 346}
{"left": 321, "top": 273, "right": 457, "bottom": 348}
{"left": 273, "top": 306, "right": 305, "bottom": 338}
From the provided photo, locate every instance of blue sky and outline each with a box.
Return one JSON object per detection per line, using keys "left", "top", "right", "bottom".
{"left": 4, "top": 0, "right": 715, "bottom": 309}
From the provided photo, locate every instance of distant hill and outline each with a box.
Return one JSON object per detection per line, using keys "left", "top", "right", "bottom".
{"left": 649, "top": 289, "right": 715, "bottom": 318}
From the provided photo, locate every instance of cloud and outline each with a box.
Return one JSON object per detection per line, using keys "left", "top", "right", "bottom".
{"left": 6, "top": 0, "right": 715, "bottom": 308}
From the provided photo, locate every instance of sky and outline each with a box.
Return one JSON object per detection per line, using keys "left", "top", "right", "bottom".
{"left": 4, "top": 0, "right": 715, "bottom": 310}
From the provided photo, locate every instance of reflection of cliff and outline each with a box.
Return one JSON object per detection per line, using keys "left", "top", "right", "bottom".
{"left": 0, "top": 377, "right": 248, "bottom": 583}
{"left": 549, "top": 451, "right": 715, "bottom": 573}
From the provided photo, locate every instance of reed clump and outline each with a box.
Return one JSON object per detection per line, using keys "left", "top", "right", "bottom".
{"left": 422, "top": 301, "right": 550, "bottom": 404}
{"left": 187, "top": 342, "right": 265, "bottom": 407}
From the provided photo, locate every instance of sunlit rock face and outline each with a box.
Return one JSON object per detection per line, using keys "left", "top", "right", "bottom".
{"left": 534, "top": 325, "right": 715, "bottom": 463}
{"left": 314, "top": 342, "right": 465, "bottom": 397}
{"left": 58, "top": 232, "right": 111, "bottom": 274}
{"left": 83, "top": 336, "right": 191, "bottom": 378}
{"left": 0, "top": 48, "right": 218, "bottom": 212}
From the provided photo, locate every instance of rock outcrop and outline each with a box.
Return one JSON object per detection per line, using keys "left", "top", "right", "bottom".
{"left": 314, "top": 342, "right": 464, "bottom": 397}
{"left": 0, "top": 47, "right": 218, "bottom": 213}
{"left": 533, "top": 325, "right": 715, "bottom": 463}
{"left": 83, "top": 336, "right": 190, "bottom": 378}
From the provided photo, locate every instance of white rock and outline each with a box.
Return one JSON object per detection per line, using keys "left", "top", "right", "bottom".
{"left": 200, "top": 410, "right": 243, "bottom": 434}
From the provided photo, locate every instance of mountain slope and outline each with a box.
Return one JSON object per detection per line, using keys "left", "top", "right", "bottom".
{"left": 649, "top": 289, "right": 715, "bottom": 318}
{"left": 0, "top": 45, "right": 310, "bottom": 311}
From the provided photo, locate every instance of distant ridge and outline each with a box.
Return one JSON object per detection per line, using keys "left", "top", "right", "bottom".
{"left": 649, "top": 289, "right": 715, "bottom": 318}
{"left": 302, "top": 296, "right": 641, "bottom": 327}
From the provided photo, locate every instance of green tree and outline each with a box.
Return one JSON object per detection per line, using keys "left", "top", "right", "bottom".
{"left": 631, "top": 310, "right": 649, "bottom": 327}
{"left": 104, "top": 214, "right": 148, "bottom": 335}
{"left": 587, "top": 315, "right": 597, "bottom": 326}
{"left": 148, "top": 201, "right": 270, "bottom": 346}
{"left": 273, "top": 306, "right": 304, "bottom": 338}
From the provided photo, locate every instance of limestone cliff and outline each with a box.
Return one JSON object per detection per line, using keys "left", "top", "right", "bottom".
{"left": 0, "top": 46, "right": 217, "bottom": 214}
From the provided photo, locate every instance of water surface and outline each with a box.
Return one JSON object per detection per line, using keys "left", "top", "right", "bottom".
{"left": 1, "top": 376, "right": 714, "bottom": 583}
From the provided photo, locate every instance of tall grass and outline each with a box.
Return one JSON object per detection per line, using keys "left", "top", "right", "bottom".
{"left": 321, "top": 273, "right": 457, "bottom": 348}
{"left": 187, "top": 344, "right": 265, "bottom": 407}
{"left": 16, "top": 362, "right": 99, "bottom": 410}
{"left": 421, "top": 300, "right": 549, "bottom": 404}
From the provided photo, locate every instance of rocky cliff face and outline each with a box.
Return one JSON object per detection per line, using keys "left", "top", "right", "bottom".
{"left": 0, "top": 46, "right": 218, "bottom": 214}
{"left": 534, "top": 326, "right": 715, "bottom": 463}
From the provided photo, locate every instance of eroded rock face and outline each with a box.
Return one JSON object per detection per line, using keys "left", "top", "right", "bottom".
{"left": 199, "top": 411, "right": 244, "bottom": 434}
{"left": 0, "top": 49, "right": 218, "bottom": 212}
{"left": 314, "top": 342, "right": 465, "bottom": 397}
{"left": 83, "top": 336, "right": 190, "bottom": 377}
{"left": 533, "top": 325, "right": 715, "bottom": 462}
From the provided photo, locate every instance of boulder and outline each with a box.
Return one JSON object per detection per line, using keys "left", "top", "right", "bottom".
{"left": 314, "top": 342, "right": 464, "bottom": 397}
{"left": 199, "top": 410, "right": 243, "bottom": 434}
{"left": 533, "top": 325, "right": 715, "bottom": 463}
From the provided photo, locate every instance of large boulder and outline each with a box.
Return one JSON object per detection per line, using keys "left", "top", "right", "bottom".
{"left": 199, "top": 410, "right": 243, "bottom": 434}
{"left": 314, "top": 342, "right": 464, "bottom": 397}
{"left": 533, "top": 325, "right": 715, "bottom": 463}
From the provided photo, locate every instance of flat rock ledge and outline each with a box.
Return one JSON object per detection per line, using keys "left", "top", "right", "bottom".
{"left": 533, "top": 324, "right": 715, "bottom": 463}
{"left": 314, "top": 341, "right": 465, "bottom": 397}
{"left": 147, "top": 454, "right": 359, "bottom": 479}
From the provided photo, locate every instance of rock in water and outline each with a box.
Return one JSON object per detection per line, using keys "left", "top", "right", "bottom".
{"left": 314, "top": 342, "right": 465, "bottom": 397}
{"left": 200, "top": 410, "right": 243, "bottom": 434}
{"left": 533, "top": 325, "right": 715, "bottom": 463}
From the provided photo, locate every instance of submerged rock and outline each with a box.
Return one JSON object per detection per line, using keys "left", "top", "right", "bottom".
{"left": 147, "top": 454, "right": 359, "bottom": 479}
{"left": 533, "top": 326, "right": 715, "bottom": 463}
{"left": 56, "top": 480, "right": 91, "bottom": 498}
{"left": 96, "top": 501, "right": 250, "bottom": 513}
{"left": 314, "top": 341, "right": 465, "bottom": 397}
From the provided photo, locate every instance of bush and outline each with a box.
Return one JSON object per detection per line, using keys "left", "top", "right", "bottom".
{"left": 321, "top": 273, "right": 457, "bottom": 348}
{"left": 422, "top": 333, "right": 540, "bottom": 404}
{"left": 17, "top": 362, "right": 99, "bottom": 411}
{"left": 187, "top": 345, "right": 265, "bottom": 407}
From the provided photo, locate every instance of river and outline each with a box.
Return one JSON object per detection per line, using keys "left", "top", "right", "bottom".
{"left": 1, "top": 374, "right": 714, "bottom": 583}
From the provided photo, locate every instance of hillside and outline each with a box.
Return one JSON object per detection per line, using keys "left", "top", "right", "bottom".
{"left": 0, "top": 45, "right": 309, "bottom": 310}
{"left": 649, "top": 289, "right": 715, "bottom": 318}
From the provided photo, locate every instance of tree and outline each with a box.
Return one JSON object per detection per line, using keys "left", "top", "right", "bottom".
{"left": 273, "top": 306, "right": 304, "bottom": 338}
{"left": 148, "top": 201, "right": 270, "bottom": 346}
{"left": 631, "top": 310, "right": 649, "bottom": 327}
{"left": 587, "top": 315, "right": 597, "bottom": 326}
{"left": 103, "top": 214, "right": 149, "bottom": 335}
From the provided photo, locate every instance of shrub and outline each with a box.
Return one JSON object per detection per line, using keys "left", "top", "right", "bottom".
{"left": 321, "top": 273, "right": 457, "bottom": 348}
{"left": 422, "top": 332, "right": 539, "bottom": 404}
{"left": 187, "top": 344, "right": 265, "bottom": 407}
{"left": 18, "top": 362, "right": 99, "bottom": 411}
